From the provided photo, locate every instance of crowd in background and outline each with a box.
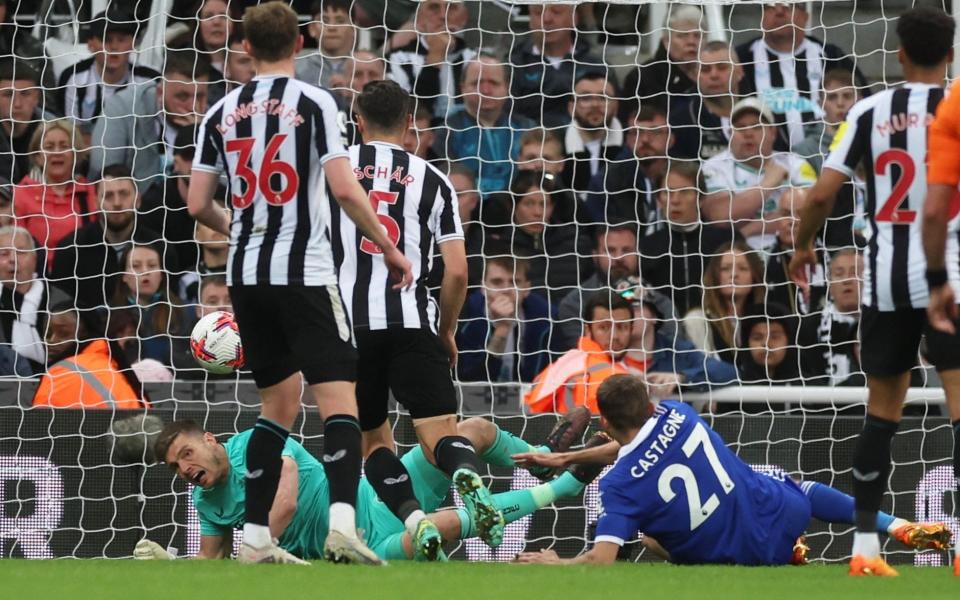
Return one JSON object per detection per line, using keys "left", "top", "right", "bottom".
{"left": 0, "top": 1, "right": 924, "bottom": 411}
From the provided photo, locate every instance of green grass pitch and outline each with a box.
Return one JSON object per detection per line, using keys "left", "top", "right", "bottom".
{"left": 2, "top": 560, "right": 957, "bottom": 600}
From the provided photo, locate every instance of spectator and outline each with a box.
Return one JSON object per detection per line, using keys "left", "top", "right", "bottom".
{"left": 401, "top": 106, "right": 441, "bottom": 162}
{"left": 639, "top": 161, "right": 740, "bottom": 316}
{"left": 0, "top": 177, "right": 13, "bottom": 227}
{"left": 296, "top": 0, "right": 356, "bottom": 89}
{"left": 224, "top": 30, "right": 256, "bottom": 90}
{"left": 440, "top": 55, "right": 534, "bottom": 197}
{"left": 622, "top": 289, "right": 737, "bottom": 398}
{"left": 484, "top": 170, "right": 591, "bottom": 303}
{"left": 0, "top": 59, "right": 57, "bottom": 185}
{"left": 525, "top": 290, "right": 631, "bottom": 414}
{"left": 793, "top": 68, "right": 861, "bottom": 173}
{"left": 194, "top": 0, "right": 233, "bottom": 75}
{"left": 0, "top": 225, "right": 68, "bottom": 374}
{"left": 195, "top": 273, "right": 231, "bottom": 318}
{"left": 445, "top": 163, "right": 483, "bottom": 286}
{"left": 557, "top": 226, "right": 679, "bottom": 349}
{"left": 517, "top": 128, "right": 566, "bottom": 177}
{"left": 57, "top": 7, "right": 159, "bottom": 133}
{"left": 387, "top": 0, "right": 475, "bottom": 118}
{"left": 33, "top": 301, "right": 146, "bottom": 409}
{"left": 510, "top": 2, "right": 606, "bottom": 127}
{"left": 51, "top": 165, "right": 177, "bottom": 310}
{"left": 456, "top": 257, "right": 558, "bottom": 383}
{"left": 13, "top": 118, "right": 98, "bottom": 265}
{"left": 701, "top": 97, "right": 817, "bottom": 250}
{"left": 682, "top": 240, "right": 765, "bottom": 364}
{"left": 584, "top": 106, "right": 669, "bottom": 229}
{"left": 352, "top": 0, "right": 418, "bottom": 31}
{"left": 89, "top": 49, "right": 211, "bottom": 191}
{"left": 764, "top": 188, "right": 827, "bottom": 315}
{"left": 327, "top": 50, "right": 387, "bottom": 146}
{"left": 562, "top": 71, "right": 623, "bottom": 202}
{"left": 110, "top": 242, "right": 191, "bottom": 369}
{"left": 179, "top": 215, "right": 229, "bottom": 305}
{"left": 737, "top": 2, "right": 868, "bottom": 147}
{"left": 800, "top": 248, "right": 864, "bottom": 387}
{"left": 736, "top": 303, "right": 801, "bottom": 385}
{"left": 620, "top": 4, "right": 701, "bottom": 120}
{"left": 669, "top": 41, "right": 748, "bottom": 161}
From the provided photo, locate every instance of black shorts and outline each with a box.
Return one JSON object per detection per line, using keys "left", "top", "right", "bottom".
{"left": 354, "top": 328, "right": 457, "bottom": 431}
{"left": 860, "top": 306, "right": 960, "bottom": 376}
{"left": 229, "top": 284, "right": 357, "bottom": 388}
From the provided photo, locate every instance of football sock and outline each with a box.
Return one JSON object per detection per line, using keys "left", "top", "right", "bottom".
{"left": 478, "top": 426, "right": 549, "bottom": 468}
{"left": 244, "top": 416, "right": 289, "bottom": 543}
{"left": 323, "top": 414, "right": 363, "bottom": 535}
{"left": 456, "top": 472, "right": 584, "bottom": 539}
{"left": 434, "top": 435, "right": 484, "bottom": 476}
{"left": 801, "top": 481, "right": 898, "bottom": 533}
{"left": 852, "top": 414, "right": 898, "bottom": 558}
{"left": 365, "top": 446, "right": 425, "bottom": 533}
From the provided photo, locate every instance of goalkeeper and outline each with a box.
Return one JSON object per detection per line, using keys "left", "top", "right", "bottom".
{"left": 515, "top": 375, "right": 950, "bottom": 566}
{"left": 136, "top": 411, "right": 602, "bottom": 562}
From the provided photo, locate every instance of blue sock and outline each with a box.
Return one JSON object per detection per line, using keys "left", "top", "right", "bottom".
{"left": 801, "top": 481, "right": 897, "bottom": 533}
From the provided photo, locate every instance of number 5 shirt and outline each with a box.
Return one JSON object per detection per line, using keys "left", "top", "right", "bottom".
{"left": 595, "top": 401, "right": 811, "bottom": 565}
{"left": 825, "top": 83, "right": 951, "bottom": 310}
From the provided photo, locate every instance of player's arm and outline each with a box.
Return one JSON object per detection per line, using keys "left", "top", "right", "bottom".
{"left": 512, "top": 439, "right": 620, "bottom": 469}
{"left": 516, "top": 541, "right": 620, "bottom": 565}
{"left": 269, "top": 457, "right": 299, "bottom": 539}
{"left": 324, "top": 156, "right": 413, "bottom": 289}
{"left": 187, "top": 170, "right": 231, "bottom": 237}
{"left": 438, "top": 239, "right": 468, "bottom": 367}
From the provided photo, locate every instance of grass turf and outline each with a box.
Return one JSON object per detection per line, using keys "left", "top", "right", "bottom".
{"left": 1, "top": 560, "right": 957, "bottom": 600}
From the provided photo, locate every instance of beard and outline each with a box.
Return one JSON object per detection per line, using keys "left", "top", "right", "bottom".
{"left": 574, "top": 112, "right": 607, "bottom": 130}
{"left": 105, "top": 212, "right": 134, "bottom": 233}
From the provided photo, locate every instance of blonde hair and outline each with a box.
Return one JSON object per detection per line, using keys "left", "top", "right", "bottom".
{"left": 28, "top": 118, "right": 87, "bottom": 181}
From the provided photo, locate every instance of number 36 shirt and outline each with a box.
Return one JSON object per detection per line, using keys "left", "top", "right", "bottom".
{"left": 595, "top": 401, "right": 811, "bottom": 565}
{"left": 194, "top": 75, "right": 347, "bottom": 287}
{"left": 825, "top": 83, "right": 953, "bottom": 311}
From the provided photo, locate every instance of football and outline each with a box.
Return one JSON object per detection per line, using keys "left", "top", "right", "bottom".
{"left": 190, "top": 311, "right": 244, "bottom": 374}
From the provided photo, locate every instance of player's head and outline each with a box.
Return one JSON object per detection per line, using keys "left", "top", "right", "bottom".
{"left": 242, "top": 1, "right": 304, "bottom": 64}
{"left": 197, "top": 274, "right": 231, "bottom": 318}
{"left": 897, "top": 7, "right": 954, "bottom": 69}
{"left": 155, "top": 420, "right": 228, "bottom": 489}
{"left": 698, "top": 41, "right": 742, "bottom": 97}
{"left": 97, "top": 164, "right": 141, "bottom": 233}
{"left": 821, "top": 69, "right": 859, "bottom": 125}
{"left": 596, "top": 374, "right": 652, "bottom": 439}
{"left": 583, "top": 290, "right": 633, "bottom": 361}
{"left": 593, "top": 224, "right": 639, "bottom": 282}
{"left": 658, "top": 162, "right": 704, "bottom": 226}
{"left": 355, "top": 79, "right": 412, "bottom": 140}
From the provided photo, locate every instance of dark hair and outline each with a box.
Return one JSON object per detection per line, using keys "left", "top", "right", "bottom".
{"left": 510, "top": 169, "right": 556, "bottom": 198}
{"left": 164, "top": 48, "right": 212, "bottom": 79}
{"left": 483, "top": 255, "right": 530, "bottom": 282}
{"left": 243, "top": 2, "right": 300, "bottom": 62}
{"left": 582, "top": 289, "right": 633, "bottom": 323}
{"left": 199, "top": 273, "right": 228, "bottom": 298}
{"left": 594, "top": 224, "right": 639, "bottom": 249}
{"left": 90, "top": 7, "right": 139, "bottom": 40}
{"left": 155, "top": 420, "right": 205, "bottom": 465}
{"left": 737, "top": 302, "right": 800, "bottom": 384}
{"left": 227, "top": 26, "right": 245, "bottom": 48}
{"left": 311, "top": 0, "right": 351, "bottom": 17}
{"left": 98, "top": 164, "right": 138, "bottom": 190}
{"left": 632, "top": 105, "right": 668, "bottom": 124}
{"left": 573, "top": 69, "right": 617, "bottom": 95}
{"left": 0, "top": 58, "right": 40, "bottom": 84}
{"left": 597, "top": 374, "right": 651, "bottom": 432}
{"left": 897, "top": 7, "right": 955, "bottom": 67}
{"left": 822, "top": 68, "right": 856, "bottom": 91}
{"left": 112, "top": 242, "right": 182, "bottom": 336}
{"left": 356, "top": 79, "right": 411, "bottom": 133}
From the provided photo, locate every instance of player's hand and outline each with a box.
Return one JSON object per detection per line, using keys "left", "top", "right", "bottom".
{"left": 440, "top": 330, "right": 458, "bottom": 369}
{"left": 134, "top": 539, "right": 175, "bottom": 560}
{"left": 787, "top": 246, "right": 816, "bottom": 303}
{"left": 927, "top": 284, "right": 958, "bottom": 334}
{"left": 383, "top": 246, "right": 414, "bottom": 290}
{"left": 515, "top": 549, "right": 561, "bottom": 564}
{"left": 511, "top": 451, "right": 570, "bottom": 470}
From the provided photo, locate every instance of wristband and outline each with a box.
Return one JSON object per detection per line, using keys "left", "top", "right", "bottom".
{"left": 926, "top": 268, "right": 948, "bottom": 289}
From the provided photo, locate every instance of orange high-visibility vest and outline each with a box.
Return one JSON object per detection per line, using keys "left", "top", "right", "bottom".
{"left": 33, "top": 340, "right": 145, "bottom": 409}
{"left": 524, "top": 337, "right": 627, "bottom": 414}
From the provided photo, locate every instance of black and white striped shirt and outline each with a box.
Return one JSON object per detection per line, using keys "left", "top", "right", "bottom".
{"left": 193, "top": 75, "right": 347, "bottom": 287}
{"left": 57, "top": 57, "right": 158, "bottom": 124}
{"left": 332, "top": 142, "right": 463, "bottom": 332}
{"left": 737, "top": 36, "right": 866, "bottom": 147}
{"left": 823, "top": 83, "right": 957, "bottom": 311}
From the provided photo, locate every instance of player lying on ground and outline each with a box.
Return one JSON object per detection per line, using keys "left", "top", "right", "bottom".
{"left": 514, "top": 375, "right": 951, "bottom": 566}
{"left": 137, "top": 412, "right": 602, "bottom": 562}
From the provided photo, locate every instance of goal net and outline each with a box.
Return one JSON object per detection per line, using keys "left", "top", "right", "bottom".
{"left": 0, "top": 0, "right": 955, "bottom": 566}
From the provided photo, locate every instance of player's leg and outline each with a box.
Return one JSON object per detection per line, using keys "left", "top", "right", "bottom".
{"left": 849, "top": 308, "right": 921, "bottom": 575}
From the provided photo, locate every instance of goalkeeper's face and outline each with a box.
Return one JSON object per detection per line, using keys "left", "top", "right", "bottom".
{"left": 164, "top": 431, "right": 226, "bottom": 489}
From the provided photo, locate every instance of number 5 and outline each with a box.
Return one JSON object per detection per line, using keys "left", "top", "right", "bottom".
{"left": 360, "top": 190, "right": 401, "bottom": 255}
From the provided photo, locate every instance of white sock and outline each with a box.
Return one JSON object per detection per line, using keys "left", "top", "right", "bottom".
{"left": 329, "top": 502, "right": 357, "bottom": 537}
{"left": 404, "top": 509, "right": 428, "bottom": 537}
{"left": 242, "top": 523, "right": 272, "bottom": 548}
{"left": 886, "top": 517, "right": 909, "bottom": 535}
{"left": 852, "top": 532, "right": 881, "bottom": 558}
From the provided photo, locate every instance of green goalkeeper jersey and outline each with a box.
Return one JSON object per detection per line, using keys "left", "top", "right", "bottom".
{"left": 192, "top": 430, "right": 331, "bottom": 558}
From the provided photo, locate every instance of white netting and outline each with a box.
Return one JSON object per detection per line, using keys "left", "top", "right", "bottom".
{"left": 0, "top": 0, "right": 954, "bottom": 565}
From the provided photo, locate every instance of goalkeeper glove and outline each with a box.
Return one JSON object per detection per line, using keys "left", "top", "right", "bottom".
{"left": 134, "top": 539, "right": 176, "bottom": 560}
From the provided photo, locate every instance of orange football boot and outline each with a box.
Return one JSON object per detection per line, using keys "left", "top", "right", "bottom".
{"left": 849, "top": 554, "right": 899, "bottom": 577}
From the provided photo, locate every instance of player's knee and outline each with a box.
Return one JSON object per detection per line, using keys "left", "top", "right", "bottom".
{"left": 456, "top": 417, "right": 494, "bottom": 452}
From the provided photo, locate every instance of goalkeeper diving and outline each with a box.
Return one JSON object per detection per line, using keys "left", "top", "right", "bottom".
{"left": 514, "top": 375, "right": 951, "bottom": 566}
{"left": 136, "top": 410, "right": 600, "bottom": 562}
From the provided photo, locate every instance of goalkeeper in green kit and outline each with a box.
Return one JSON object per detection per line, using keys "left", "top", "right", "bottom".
{"left": 135, "top": 409, "right": 603, "bottom": 562}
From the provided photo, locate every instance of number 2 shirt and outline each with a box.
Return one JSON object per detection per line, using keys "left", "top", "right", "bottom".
{"left": 595, "top": 401, "right": 811, "bottom": 565}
